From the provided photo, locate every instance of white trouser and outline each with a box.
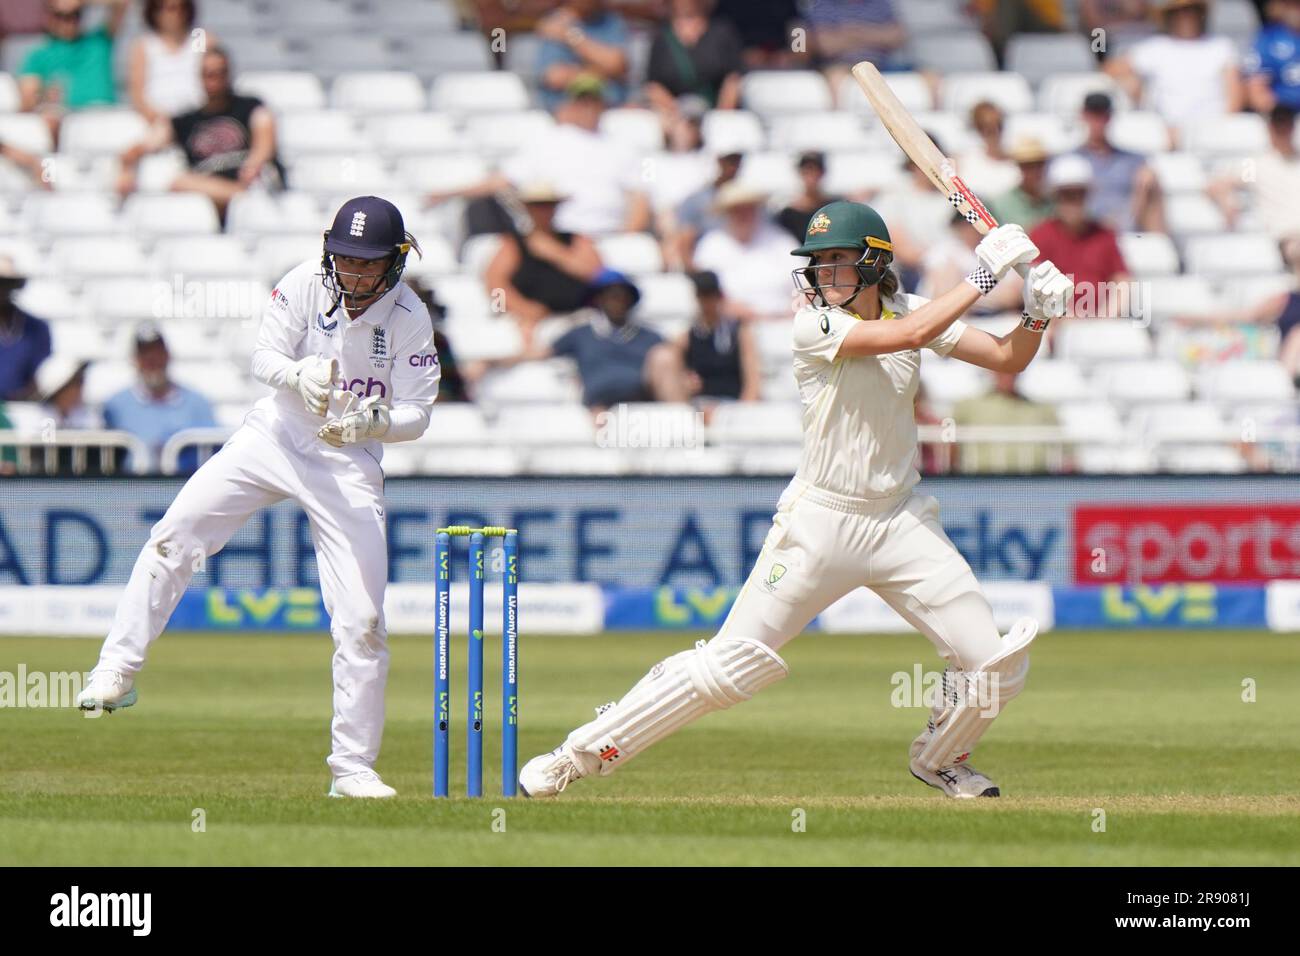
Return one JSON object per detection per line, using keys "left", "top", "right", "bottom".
{"left": 719, "top": 480, "right": 1005, "bottom": 671}
{"left": 95, "top": 410, "right": 390, "bottom": 778}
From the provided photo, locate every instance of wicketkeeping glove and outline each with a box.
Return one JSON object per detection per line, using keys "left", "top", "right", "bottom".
{"left": 1020, "top": 260, "right": 1074, "bottom": 331}
{"left": 317, "top": 392, "right": 391, "bottom": 447}
{"left": 286, "top": 356, "right": 337, "bottom": 417}
{"left": 973, "top": 223, "right": 1039, "bottom": 280}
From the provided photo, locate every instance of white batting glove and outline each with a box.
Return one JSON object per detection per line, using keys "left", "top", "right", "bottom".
{"left": 317, "top": 393, "right": 391, "bottom": 447}
{"left": 974, "top": 224, "right": 1039, "bottom": 280}
{"left": 286, "top": 356, "right": 337, "bottom": 417}
{"left": 1021, "top": 260, "right": 1074, "bottom": 330}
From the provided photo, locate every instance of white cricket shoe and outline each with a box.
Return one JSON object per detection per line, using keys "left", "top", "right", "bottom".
{"left": 76, "top": 670, "right": 137, "bottom": 713}
{"left": 518, "top": 743, "right": 599, "bottom": 798}
{"left": 910, "top": 760, "right": 1000, "bottom": 798}
{"left": 328, "top": 770, "right": 397, "bottom": 799}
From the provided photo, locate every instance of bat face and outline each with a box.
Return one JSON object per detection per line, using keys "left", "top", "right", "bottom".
{"left": 851, "top": 61, "right": 1000, "bottom": 236}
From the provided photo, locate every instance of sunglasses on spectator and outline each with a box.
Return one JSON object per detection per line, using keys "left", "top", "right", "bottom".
{"left": 49, "top": 10, "right": 82, "bottom": 21}
{"left": 1055, "top": 188, "right": 1088, "bottom": 201}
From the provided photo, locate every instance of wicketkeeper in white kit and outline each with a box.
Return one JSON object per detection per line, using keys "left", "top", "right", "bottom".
{"left": 522, "top": 201, "right": 1074, "bottom": 799}
{"left": 77, "top": 196, "right": 440, "bottom": 799}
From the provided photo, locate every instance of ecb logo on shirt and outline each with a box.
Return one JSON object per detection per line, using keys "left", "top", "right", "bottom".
{"left": 370, "top": 327, "right": 388, "bottom": 367}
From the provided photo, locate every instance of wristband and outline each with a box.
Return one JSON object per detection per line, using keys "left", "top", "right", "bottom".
{"left": 964, "top": 266, "right": 997, "bottom": 295}
{"left": 1020, "top": 311, "right": 1051, "bottom": 333}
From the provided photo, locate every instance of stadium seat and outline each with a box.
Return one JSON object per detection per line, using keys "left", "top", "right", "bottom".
{"left": 277, "top": 111, "right": 361, "bottom": 157}
{"left": 431, "top": 275, "right": 492, "bottom": 319}
{"left": 252, "top": 234, "right": 327, "bottom": 282}
{"left": 49, "top": 237, "right": 152, "bottom": 279}
{"left": 213, "top": 402, "right": 248, "bottom": 428}
{"left": 82, "top": 360, "right": 137, "bottom": 405}
{"left": 220, "top": 34, "right": 296, "bottom": 73}
{"left": 290, "top": 154, "right": 391, "bottom": 195}
{"left": 463, "top": 110, "right": 555, "bottom": 157}
{"left": 1003, "top": 112, "right": 1078, "bottom": 154}
{"left": 920, "top": 359, "right": 993, "bottom": 404}
{"left": 700, "top": 110, "right": 765, "bottom": 155}
{"left": 905, "top": 111, "right": 978, "bottom": 155}
{"left": 123, "top": 322, "right": 224, "bottom": 361}
{"left": 416, "top": 33, "right": 495, "bottom": 81}
{"left": 1131, "top": 401, "right": 1227, "bottom": 444}
{"left": 160, "top": 236, "right": 252, "bottom": 278}
{"left": 492, "top": 403, "right": 596, "bottom": 447}
{"left": 0, "top": 237, "right": 43, "bottom": 276}
{"left": 1015, "top": 359, "right": 1091, "bottom": 403}
{"left": 455, "top": 233, "right": 501, "bottom": 278}
{"left": 411, "top": 403, "right": 489, "bottom": 447}
{"left": 909, "top": 32, "right": 997, "bottom": 74}
{"left": 362, "top": 113, "right": 458, "bottom": 155}
{"left": 134, "top": 151, "right": 187, "bottom": 193}
{"left": 1182, "top": 113, "right": 1268, "bottom": 158}
{"left": 13, "top": 279, "right": 81, "bottom": 322}
{"left": 235, "top": 72, "right": 326, "bottom": 113}
{"left": 1147, "top": 152, "right": 1207, "bottom": 194}
{"left": 1166, "top": 194, "right": 1228, "bottom": 236}
{"left": 394, "top": 153, "right": 489, "bottom": 193}
{"left": 940, "top": 72, "right": 1034, "bottom": 117}
{"left": 1139, "top": 275, "right": 1220, "bottom": 321}
{"left": 198, "top": 2, "right": 260, "bottom": 33}
{"left": 50, "top": 318, "right": 115, "bottom": 362}
{"left": 1185, "top": 234, "right": 1284, "bottom": 277}
{"left": 420, "top": 445, "right": 522, "bottom": 475}
{"left": 172, "top": 360, "right": 252, "bottom": 403}
{"left": 633, "top": 272, "right": 695, "bottom": 321}
{"left": 0, "top": 73, "right": 18, "bottom": 112}
{"left": 736, "top": 445, "right": 801, "bottom": 475}
{"left": 380, "top": 0, "right": 461, "bottom": 32}
{"left": 741, "top": 71, "right": 833, "bottom": 116}
{"left": 1005, "top": 34, "right": 1097, "bottom": 86}
{"left": 331, "top": 72, "right": 426, "bottom": 113}
{"left": 824, "top": 150, "right": 907, "bottom": 194}
{"left": 1075, "top": 444, "right": 1157, "bottom": 473}
{"left": 445, "top": 316, "right": 523, "bottom": 361}
{"left": 1, "top": 36, "right": 44, "bottom": 76}
{"left": 430, "top": 71, "right": 529, "bottom": 115}
{"left": 1057, "top": 401, "right": 1125, "bottom": 442}
{"left": 1118, "top": 232, "right": 1180, "bottom": 276}
{"left": 732, "top": 150, "right": 801, "bottom": 195}
{"left": 630, "top": 446, "right": 736, "bottom": 475}
{"left": 709, "top": 402, "right": 802, "bottom": 445}
{"left": 124, "top": 194, "right": 221, "bottom": 236}
{"left": 59, "top": 110, "right": 149, "bottom": 157}
{"left": 1095, "top": 359, "right": 1192, "bottom": 402}
{"left": 525, "top": 447, "right": 628, "bottom": 475}
{"left": 23, "top": 192, "right": 120, "bottom": 235}
{"left": 298, "top": 36, "right": 396, "bottom": 79}
{"left": 898, "top": 0, "right": 978, "bottom": 34}
{"left": 837, "top": 71, "right": 932, "bottom": 114}
{"left": 503, "top": 32, "right": 544, "bottom": 77}
{"left": 769, "top": 113, "right": 875, "bottom": 152}
{"left": 1159, "top": 445, "right": 1248, "bottom": 473}
{"left": 474, "top": 360, "right": 581, "bottom": 405}
{"left": 1056, "top": 319, "right": 1153, "bottom": 361}
{"left": 596, "top": 233, "right": 664, "bottom": 274}
{"left": 1215, "top": 274, "right": 1295, "bottom": 311}
{"left": 266, "top": 0, "right": 359, "bottom": 34}
{"left": 0, "top": 113, "right": 53, "bottom": 154}
{"left": 1037, "top": 72, "right": 1128, "bottom": 117}
{"left": 226, "top": 191, "right": 322, "bottom": 234}
{"left": 600, "top": 109, "right": 665, "bottom": 153}
{"left": 1105, "top": 111, "right": 1170, "bottom": 154}
{"left": 1198, "top": 360, "right": 1295, "bottom": 402}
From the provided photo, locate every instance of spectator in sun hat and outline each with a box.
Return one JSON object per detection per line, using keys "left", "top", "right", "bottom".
{"left": 990, "top": 136, "right": 1055, "bottom": 234}
{"left": 693, "top": 181, "right": 799, "bottom": 319}
{"left": 35, "top": 354, "right": 98, "bottom": 429}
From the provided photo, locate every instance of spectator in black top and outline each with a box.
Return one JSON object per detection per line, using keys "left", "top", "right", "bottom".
{"left": 713, "top": 0, "right": 801, "bottom": 68}
{"left": 483, "top": 181, "right": 604, "bottom": 344}
{"left": 0, "top": 255, "right": 50, "bottom": 401}
{"left": 674, "top": 270, "right": 760, "bottom": 411}
{"left": 776, "top": 151, "right": 840, "bottom": 240}
{"left": 117, "top": 46, "right": 282, "bottom": 221}
{"left": 646, "top": 0, "right": 744, "bottom": 122}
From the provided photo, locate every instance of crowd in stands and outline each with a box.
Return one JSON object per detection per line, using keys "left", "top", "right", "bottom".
{"left": 0, "top": 0, "right": 1297, "bottom": 476}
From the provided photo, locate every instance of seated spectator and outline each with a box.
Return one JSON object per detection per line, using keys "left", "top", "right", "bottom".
{"left": 118, "top": 47, "right": 283, "bottom": 221}
{"left": 957, "top": 100, "right": 1020, "bottom": 198}
{"left": 103, "top": 322, "right": 215, "bottom": 473}
{"left": 872, "top": 146, "right": 958, "bottom": 291}
{"left": 1, "top": 139, "right": 52, "bottom": 189}
{"left": 990, "top": 136, "right": 1054, "bottom": 233}
{"left": 481, "top": 271, "right": 694, "bottom": 410}
{"left": 484, "top": 182, "right": 604, "bottom": 342}
{"left": 1080, "top": 0, "right": 1157, "bottom": 60}
{"left": 432, "top": 75, "right": 650, "bottom": 238}
{"left": 1208, "top": 104, "right": 1300, "bottom": 241}
{"left": 971, "top": 0, "right": 1066, "bottom": 65}
{"left": 35, "top": 355, "right": 98, "bottom": 429}
{"left": 673, "top": 270, "right": 760, "bottom": 409}
{"left": 646, "top": 0, "right": 744, "bottom": 121}
{"left": 1071, "top": 92, "right": 1164, "bottom": 233}
{"left": 1245, "top": 0, "right": 1300, "bottom": 112}
{"left": 953, "top": 371, "right": 1060, "bottom": 473}
{"left": 663, "top": 146, "right": 743, "bottom": 270}
{"left": 1030, "top": 155, "right": 1132, "bottom": 319}
{"left": 810, "top": 0, "right": 906, "bottom": 91}
{"left": 0, "top": 256, "right": 50, "bottom": 401}
{"left": 0, "top": 0, "right": 47, "bottom": 38}
{"left": 648, "top": 95, "right": 716, "bottom": 220}
{"left": 19, "top": 0, "right": 128, "bottom": 142}
{"left": 693, "top": 183, "right": 797, "bottom": 319}
{"left": 535, "top": 0, "right": 631, "bottom": 112}
{"left": 127, "top": 0, "right": 210, "bottom": 124}
{"left": 713, "top": 0, "right": 801, "bottom": 69}
{"left": 1105, "top": 0, "right": 1242, "bottom": 144}
{"left": 408, "top": 278, "right": 469, "bottom": 403}
{"left": 776, "top": 151, "right": 841, "bottom": 241}
{"left": 919, "top": 211, "right": 1024, "bottom": 315}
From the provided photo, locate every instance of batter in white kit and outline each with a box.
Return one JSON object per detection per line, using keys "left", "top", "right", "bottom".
{"left": 76, "top": 196, "right": 441, "bottom": 799}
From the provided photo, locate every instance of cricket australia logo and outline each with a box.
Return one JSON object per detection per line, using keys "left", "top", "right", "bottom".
{"left": 762, "top": 563, "right": 787, "bottom": 593}
{"left": 808, "top": 212, "right": 831, "bottom": 235}
{"left": 350, "top": 211, "right": 367, "bottom": 237}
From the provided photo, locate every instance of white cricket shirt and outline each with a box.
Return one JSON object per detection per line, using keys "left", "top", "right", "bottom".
{"left": 789, "top": 292, "right": 967, "bottom": 499}
{"left": 250, "top": 260, "right": 441, "bottom": 456}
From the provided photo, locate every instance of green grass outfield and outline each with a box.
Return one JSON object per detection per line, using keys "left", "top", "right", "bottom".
{"left": 1, "top": 629, "right": 1297, "bottom": 866}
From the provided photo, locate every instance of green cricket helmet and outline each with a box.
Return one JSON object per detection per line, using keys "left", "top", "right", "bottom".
{"left": 791, "top": 200, "right": 894, "bottom": 309}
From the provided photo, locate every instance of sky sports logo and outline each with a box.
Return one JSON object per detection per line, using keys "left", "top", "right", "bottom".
{"left": 49, "top": 886, "right": 151, "bottom": 936}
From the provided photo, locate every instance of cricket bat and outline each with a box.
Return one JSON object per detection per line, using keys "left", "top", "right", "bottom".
{"left": 851, "top": 60, "right": 1029, "bottom": 279}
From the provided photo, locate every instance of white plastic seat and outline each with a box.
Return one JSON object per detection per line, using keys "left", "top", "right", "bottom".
{"left": 82, "top": 279, "right": 164, "bottom": 322}
{"left": 0, "top": 113, "right": 52, "bottom": 153}
{"left": 920, "top": 360, "right": 993, "bottom": 404}
{"left": 226, "top": 191, "right": 322, "bottom": 234}
{"left": 1117, "top": 232, "right": 1179, "bottom": 276}
{"left": 525, "top": 446, "right": 627, "bottom": 475}
{"left": 1182, "top": 113, "right": 1268, "bottom": 158}
{"left": 633, "top": 273, "right": 695, "bottom": 321}
{"left": 0, "top": 72, "right": 19, "bottom": 112}
{"left": 1198, "top": 360, "right": 1295, "bottom": 402}
{"left": 289, "top": 154, "right": 390, "bottom": 194}
{"left": 299, "top": 36, "right": 395, "bottom": 78}
{"left": 1015, "top": 359, "right": 1091, "bottom": 403}
{"left": 939, "top": 71, "right": 1033, "bottom": 117}
{"left": 1005, "top": 34, "right": 1097, "bottom": 86}
{"left": 1076, "top": 444, "right": 1156, "bottom": 473}
{"left": 122, "top": 322, "right": 225, "bottom": 361}
{"left": 1037, "top": 72, "right": 1127, "bottom": 117}
{"left": 1147, "top": 152, "right": 1206, "bottom": 194}
{"left": 595, "top": 233, "right": 663, "bottom": 274}
{"left": 49, "top": 237, "right": 152, "bottom": 279}
{"left": 1055, "top": 319, "right": 1153, "bottom": 361}
{"left": 753, "top": 320, "right": 791, "bottom": 364}
{"left": 1185, "top": 233, "right": 1284, "bottom": 277}
{"left": 443, "top": 317, "right": 523, "bottom": 361}
{"left": 430, "top": 71, "right": 529, "bottom": 115}
{"left": 267, "top": 0, "right": 358, "bottom": 33}
{"left": 1215, "top": 274, "right": 1296, "bottom": 311}
{"left": 123, "top": 193, "right": 220, "bottom": 235}
{"left": 903, "top": 111, "right": 978, "bottom": 155}
{"left": 626, "top": 446, "right": 735, "bottom": 475}
{"left": 837, "top": 71, "right": 931, "bottom": 114}
{"left": 331, "top": 72, "right": 426, "bottom": 113}
{"left": 732, "top": 150, "right": 800, "bottom": 195}
{"left": 160, "top": 236, "right": 251, "bottom": 278}
{"left": 1057, "top": 402, "right": 1125, "bottom": 442}
{"left": 82, "top": 360, "right": 137, "bottom": 405}
{"left": 13, "top": 279, "right": 82, "bottom": 321}
{"left": 430, "top": 276, "right": 491, "bottom": 319}
{"left": 24, "top": 193, "right": 119, "bottom": 235}
{"left": 1105, "top": 111, "right": 1170, "bottom": 154}
{"left": 412, "top": 403, "right": 489, "bottom": 446}
{"left": 457, "top": 233, "right": 502, "bottom": 278}
{"left": 59, "top": 110, "right": 148, "bottom": 156}
{"left": 394, "top": 153, "right": 489, "bottom": 193}
{"left": 600, "top": 109, "right": 665, "bottom": 153}
{"left": 170, "top": 361, "right": 245, "bottom": 403}
{"left": 50, "top": 319, "right": 115, "bottom": 362}
{"left": 709, "top": 401, "right": 802, "bottom": 445}
{"left": 362, "top": 113, "right": 458, "bottom": 155}
{"left": 1159, "top": 445, "right": 1248, "bottom": 473}
{"left": 492, "top": 403, "right": 596, "bottom": 447}
{"left": 825, "top": 151, "right": 907, "bottom": 194}
{"left": 700, "top": 110, "right": 765, "bottom": 155}
{"left": 741, "top": 71, "right": 832, "bottom": 116}
{"left": 909, "top": 32, "right": 997, "bottom": 73}
{"left": 235, "top": 72, "right": 326, "bottom": 113}
{"left": 769, "top": 113, "right": 874, "bottom": 152}
{"left": 420, "top": 446, "right": 521, "bottom": 476}
{"left": 277, "top": 111, "right": 361, "bottom": 157}
{"left": 135, "top": 150, "right": 188, "bottom": 193}
{"left": 1094, "top": 359, "right": 1191, "bottom": 402}
{"left": 736, "top": 445, "right": 801, "bottom": 475}
{"left": 1131, "top": 401, "right": 1226, "bottom": 444}
{"left": 252, "top": 235, "right": 323, "bottom": 281}
{"left": 465, "top": 111, "right": 555, "bottom": 157}
{"left": 1002, "top": 112, "right": 1077, "bottom": 154}
{"left": 474, "top": 360, "right": 581, "bottom": 405}
{"left": 1166, "top": 194, "right": 1227, "bottom": 236}
{"left": 417, "top": 34, "right": 493, "bottom": 79}
{"left": 1139, "top": 276, "right": 1220, "bottom": 321}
